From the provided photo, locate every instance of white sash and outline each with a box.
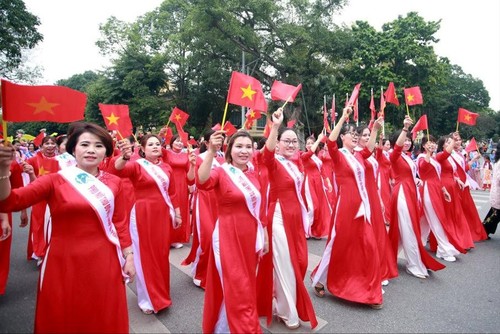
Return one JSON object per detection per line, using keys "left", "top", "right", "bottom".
{"left": 310, "top": 153, "right": 323, "bottom": 171}
{"left": 416, "top": 153, "right": 441, "bottom": 179}
{"left": 451, "top": 150, "right": 470, "bottom": 187}
{"left": 220, "top": 163, "right": 265, "bottom": 253}
{"left": 275, "top": 154, "right": 310, "bottom": 236}
{"left": 136, "top": 159, "right": 176, "bottom": 224}
{"left": 199, "top": 151, "right": 223, "bottom": 169}
{"left": 339, "top": 148, "right": 371, "bottom": 223}
{"left": 55, "top": 152, "right": 77, "bottom": 169}
{"left": 59, "top": 166, "right": 128, "bottom": 279}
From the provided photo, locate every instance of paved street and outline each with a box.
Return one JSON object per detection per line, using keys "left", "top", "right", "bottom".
{"left": 1, "top": 190, "right": 499, "bottom": 333}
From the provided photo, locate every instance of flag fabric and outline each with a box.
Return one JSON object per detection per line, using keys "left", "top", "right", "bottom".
{"left": 246, "top": 109, "right": 262, "bottom": 122}
{"left": 270, "top": 81, "right": 302, "bottom": 102}
{"left": 227, "top": 71, "right": 268, "bottom": 112}
{"left": 330, "top": 94, "right": 336, "bottom": 124}
{"left": 411, "top": 114, "right": 428, "bottom": 140}
{"left": 347, "top": 83, "right": 361, "bottom": 107}
{"left": 353, "top": 98, "right": 359, "bottom": 122}
{"left": 384, "top": 82, "right": 400, "bottom": 106}
{"left": 1, "top": 79, "right": 87, "bottom": 123}
{"left": 212, "top": 121, "right": 237, "bottom": 136}
{"left": 287, "top": 119, "right": 296, "bottom": 128}
{"left": 379, "top": 88, "right": 386, "bottom": 118}
{"left": 457, "top": 108, "right": 479, "bottom": 125}
{"left": 163, "top": 127, "right": 173, "bottom": 145}
{"left": 262, "top": 119, "right": 273, "bottom": 138}
{"left": 404, "top": 86, "right": 423, "bottom": 106}
{"left": 188, "top": 138, "right": 198, "bottom": 146}
{"left": 369, "top": 90, "right": 376, "bottom": 122}
{"left": 177, "top": 127, "right": 188, "bottom": 146}
{"left": 465, "top": 137, "right": 478, "bottom": 153}
{"left": 169, "top": 107, "right": 189, "bottom": 128}
{"left": 33, "top": 131, "right": 46, "bottom": 147}
{"left": 98, "top": 103, "right": 134, "bottom": 138}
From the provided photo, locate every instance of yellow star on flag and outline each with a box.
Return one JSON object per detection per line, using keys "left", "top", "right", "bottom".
{"left": 106, "top": 112, "right": 120, "bottom": 125}
{"left": 240, "top": 84, "right": 256, "bottom": 101}
{"left": 27, "top": 96, "right": 59, "bottom": 115}
{"left": 38, "top": 166, "right": 49, "bottom": 176}
{"left": 175, "top": 113, "right": 182, "bottom": 121}
{"left": 249, "top": 110, "right": 255, "bottom": 118}
{"left": 464, "top": 114, "right": 471, "bottom": 121}
{"left": 406, "top": 94, "right": 414, "bottom": 102}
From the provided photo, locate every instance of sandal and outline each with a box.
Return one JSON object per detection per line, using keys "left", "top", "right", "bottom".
{"left": 314, "top": 284, "right": 325, "bottom": 298}
{"left": 277, "top": 316, "right": 300, "bottom": 330}
{"left": 141, "top": 309, "right": 154, "bottom": 315}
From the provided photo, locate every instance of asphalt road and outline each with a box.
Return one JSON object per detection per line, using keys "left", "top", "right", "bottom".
{"left": 0, "top": 190, "right": 498, "bottom": 333}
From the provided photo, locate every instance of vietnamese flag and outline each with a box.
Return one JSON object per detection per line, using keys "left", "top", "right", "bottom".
{"left": 98, "top": 103, "right": 133, "bottom": 138}
{"left": 37, "top": 157, "right": 60, "bottom": 176}
{"left": 379, "top": 88, "right": 386, "bottom": 118}
{"left": 465, "top": 137, "right": 478, "bottom": 153}
{"left": 177, "top": 127, "right": 189, "bottom": 146}
{"left": 262, "top": 119, "right": 273, "bottom": 138}
{"left": 411, "top": 114, "right": 428, "bottom": 140}
{"left": 384, "top": 82, "right": 400, "bottom": 106}
{"left": 330, "top": 94, "right": 336, "bottom": 124}
{"left": 33, "top": 131, "right": 46, "bottom": 147}
{"left": 323, "top": 96, "right": 331, "bottom": 132}
{"left": 369, "top": 90, "right": 376, "bottom": 122}
{"left": 244, "top": 109, "right": 262, "bottom": 130}
{"left": 212, "top": 121, "right": 237, "bottom": 136}
{"left": 1, "top": 79, "right": 87, "bottom": 122}
{"left": 270, "top": 81, "right": 302, "bottom": 102}
{"left": 227, "top": 71, "right": 268, "bottom": 112}
{"left": 164, "top": 127, "right": 173, "bottom": 145}
{"left": 457, "top": 108, "right": 479, "bottom": 126}
{"left": 287, "top": 119, "right": 296, "bottom": 129}
{"left": 404, "top": 86, "right": 423, "bottom": 106}
{"left": 169, "top": 107, "right": 189, "bottom": 128}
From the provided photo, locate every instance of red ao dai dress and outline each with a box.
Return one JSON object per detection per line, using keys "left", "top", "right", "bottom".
{"left": 0, "top": 168, "right": 131, "bottom": 333}
{"left": 110, "top": 159, "right": 179, "bottom": 313}
{"left": 388, "top": 145, "right": 445, "bottom": 278}
{"left": 200, "top": 163, "right": 266, "bottom": 333}
{"left": 311, "top": 141, "right": 383, "bottom": 306}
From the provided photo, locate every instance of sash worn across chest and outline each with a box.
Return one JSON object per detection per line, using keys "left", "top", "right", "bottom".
{"left": 136, "top": 159, "right": 176, "bottom": 224}
{"left": 339, "top": 148, "right": 371, "bottom": 223}
{"left": 220, "top": 163, "right": 264, "bottom": 252}
{"left": 275, "top": 155, "right": 311, "bottom": 236}
{"left": 56, "top": 152, "right": 77, "bottom": 169}
{"left": 59, "top": 167, "right": 128, "bottom": 279}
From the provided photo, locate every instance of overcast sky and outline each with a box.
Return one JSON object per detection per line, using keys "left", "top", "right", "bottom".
{"left": 22, "top": 0, "right": 500, "bottom": 111}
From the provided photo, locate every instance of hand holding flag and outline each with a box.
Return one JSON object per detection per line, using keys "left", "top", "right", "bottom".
{"left": 411, "top": 114, "right": 428, "bottom": 140}
{"left": 98, "top": 103, "right": 134, "bottom": 139}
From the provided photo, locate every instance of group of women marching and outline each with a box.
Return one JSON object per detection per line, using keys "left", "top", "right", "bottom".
{"left": 0, "top": 103, "right": 493, "bottom": 333}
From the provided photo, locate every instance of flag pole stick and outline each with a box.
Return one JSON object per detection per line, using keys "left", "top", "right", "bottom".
{"left": 221, "top": 101, "right": 230, "bottom": 129}
{"left": 455, "top": 121, "right": 459, "bottom": 132}
{"left": 281, "top": 95, "right": 292, "bottom": 109}
{"left": 2, "top": 120, "right": 7, "bottom": 144}
{"left": 405, "top": 103, "right": 410, "bottom": 116}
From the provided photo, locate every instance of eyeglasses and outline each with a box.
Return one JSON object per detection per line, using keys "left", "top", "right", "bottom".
{"left": 346, "top": 131, "right": 359, "bottom": 138}
{"left": 280, "top": 139, "right": 299, "bottom": 146}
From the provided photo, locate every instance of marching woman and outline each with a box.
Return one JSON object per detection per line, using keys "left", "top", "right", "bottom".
{"left": 163, "top": 134, "right": 196, "bottom": 249}
{"left": 483, "top": 140, "right": 500, "bottom": 236}
{"left": 301, "top": 133, "right": 332, "bottom": 239}
{"left": 182, "top": 130, "right": 225, "bottom": 289}
{"left": 376, "top": 135, "right": 393, "bottom": 225}
{"left": 416, "top": 136, "right": 463, "bottom": 261}
{"left": 257, "top": 108, "right": 317, "bottom": 330}
{"left": 450, "top": 132, "right": 488, "bottom": 241}
{"left": 199, "top": 130, "right": 268, "bottom": 333}
{"left": 355, "top": 123, "right": 398, "bottom": 285}
{"left": 25, "top": 136, "right": 60, "bottom": 264}
{"left": 113, "top": 134, "right": 181, "bottom": 315}
{"left": 0, "top": 122, "right": 135, "bottom": 333}
{"left": 388, "top": 116, "right": 445, "bottom": 279}
{"left": 436, "top": 135, "right": 475, "bottom": 250}
{"left": 311, "top": 107, "right": 384, "bottom": 309}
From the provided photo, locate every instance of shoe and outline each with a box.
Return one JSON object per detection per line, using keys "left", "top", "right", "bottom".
{"left": 277, "top": 316, "right": 300, "bottom": 330}
{"left": 313, "top": 284, "right": 325, "bottom": 298}
{"left": 381, "top": 280, "right": 389, "bottom": 286}
{"left": 382, "top": 288, "right": 385, "bottom": 295}
{"left": 369, "top": 303, "right": 384, "bottom": 310}
{"left": 438, "top": 255, "right": 456, "bottom": 262}
{"left": 36, "top": 258, "right": 43, "bottom": 267}
{"left": 406, "top": 268, "right": 426, "bottom": 279}
{"left": 141, "top": 309, "right": 154, "bottom": 315}
{"left": 171, "top": 243, "right": 183, "bottom": 249}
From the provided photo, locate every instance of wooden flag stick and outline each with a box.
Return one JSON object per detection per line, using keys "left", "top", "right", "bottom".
{"left": 455, "top": 121, "right": 459, "bottom": 132}
{"left": 2, "top": 120, "right": 7, "bottom": 144}
{"left": 221, "top": 101, "right": 230, "bottom": 129}
{"left": 281, "top": 95, "right": 292, "bottom": 109}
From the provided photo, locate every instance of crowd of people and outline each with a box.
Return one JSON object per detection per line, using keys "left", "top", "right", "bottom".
{"left": 0, "top": 106, "right": 498, "bottom": 333}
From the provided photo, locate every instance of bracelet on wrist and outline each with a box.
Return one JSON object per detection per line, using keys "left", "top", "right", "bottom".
{"left": 0, "top": 172, "right": 11, "bottom": 180}
{"left": 122, "top": 156, "right": 130, "bottom": 161}
{"left": 402, "top": 128, "right": 408, "bottom": 132}
{"left": 123, "top": 250, "right": 133, "bottom": 259}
